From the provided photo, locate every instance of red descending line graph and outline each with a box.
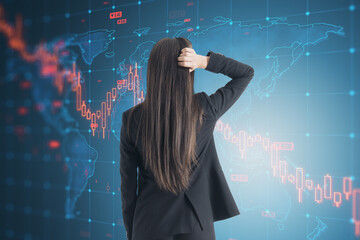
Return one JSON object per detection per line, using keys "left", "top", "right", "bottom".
{"left": 220, "top": 119, "right": 359, "bottom": 237}
{"left": 1, "top": 5, "right": 359, "bottom": 237}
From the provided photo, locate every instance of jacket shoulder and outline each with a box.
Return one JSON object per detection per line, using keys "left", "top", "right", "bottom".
{"left": 197, "top": 91, "right": 217, "bottom": 120}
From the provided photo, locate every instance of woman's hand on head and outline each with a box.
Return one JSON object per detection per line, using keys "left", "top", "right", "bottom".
{"left": 177, "top": 47, "right": 204, "bottom": 72}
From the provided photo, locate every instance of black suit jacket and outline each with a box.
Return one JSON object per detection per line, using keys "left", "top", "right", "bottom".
{"left": 120, "top": 50, "right": 255, "bottom": 240}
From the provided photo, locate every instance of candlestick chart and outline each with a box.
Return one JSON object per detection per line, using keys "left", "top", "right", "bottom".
{"left": 0, "top": 0, "right": 359, "bottom": 239}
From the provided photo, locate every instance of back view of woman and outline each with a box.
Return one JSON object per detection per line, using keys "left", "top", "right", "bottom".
{"left": 120, "top": 37, "right": 255, "bottom": 240}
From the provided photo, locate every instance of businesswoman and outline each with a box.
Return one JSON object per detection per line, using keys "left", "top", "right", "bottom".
{"left": 120, "top": 37, "right": 255, "bottom": 240}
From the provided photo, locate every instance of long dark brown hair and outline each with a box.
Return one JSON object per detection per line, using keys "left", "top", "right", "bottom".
{"left": 126, "top": 37, "right": 204, "bottom": 195}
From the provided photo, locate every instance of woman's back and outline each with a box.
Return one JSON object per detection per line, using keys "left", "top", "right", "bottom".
{"left": 120, "top": 50, "right": 255, "bottom": 240}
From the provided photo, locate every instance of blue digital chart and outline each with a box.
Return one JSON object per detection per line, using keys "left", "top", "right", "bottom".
{"left": 0, "top": 0, "right": 359, "bottom": 239}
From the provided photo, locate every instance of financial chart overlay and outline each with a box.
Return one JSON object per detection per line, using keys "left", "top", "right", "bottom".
{"left": 0, "top": 0, "right": 359, "bottom": 239}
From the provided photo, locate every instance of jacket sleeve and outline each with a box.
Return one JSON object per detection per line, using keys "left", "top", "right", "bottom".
{"left": 202, "top": 50, "right": 255, "bottom": 120}
{"left": 120, "top": 111, "right": 139, "bottom": 240}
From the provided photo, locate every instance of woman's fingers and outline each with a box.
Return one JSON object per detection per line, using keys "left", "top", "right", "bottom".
{"left": 178, "top": 61, "right": 195, "bottom": 70}
{"left": 177, "top": 55, "right": 192, "bottom": 62}
{"left": 178, "top": 60, "right": 192, "bottom": 68}
{"left": 182, "top": 49, "right": 194, "bottom": 55}
{"left": 181, "top": 47, "right": 193, "bottom": 53}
